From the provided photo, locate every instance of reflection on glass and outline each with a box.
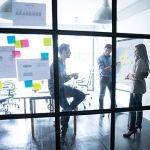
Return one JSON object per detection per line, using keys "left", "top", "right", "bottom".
{"left": 115, "top": 111, "right": 150, "bottom": 149}
{"left": 0, "top": 118, "right": 56, "bottom": 149}
{"left": 117, "top": 0, "right": 150, "bottom": 34}
{"left": 60, "top": 114, "right": 110, "bottom": 148}
{"left": 58, "top": 0, "right": 112, "bottom": 32}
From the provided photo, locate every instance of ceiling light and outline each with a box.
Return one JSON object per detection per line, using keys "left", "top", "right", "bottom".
{"left": 93, "top": 0, "right": 112, "bottom": 24}
{"left": 0, "top": 0, "right": 12, "bottom": 20}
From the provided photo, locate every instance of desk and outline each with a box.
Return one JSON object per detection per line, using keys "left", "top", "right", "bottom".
{"left": 14, "top": 91, "right": 51, "bottom": 113}
{"left": 14, "top": 90, "right": 52, "bottom": 139}
{"left": 14, "top": 89, "right": 77, "bottom": 139}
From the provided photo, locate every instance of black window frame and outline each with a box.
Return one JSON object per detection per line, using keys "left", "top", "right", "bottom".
{"left": 1, "top": 0, "right": 150, "bottom": 150}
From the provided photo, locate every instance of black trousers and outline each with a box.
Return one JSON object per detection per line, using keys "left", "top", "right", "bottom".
{"left": 99, "top": 76, "right": 112, "bottom": 109}
{"left": 60, "top": 85, "right": 85, "bottom": 136}
{"left": 128, "top": 93, "right": 143, "bottom": 131}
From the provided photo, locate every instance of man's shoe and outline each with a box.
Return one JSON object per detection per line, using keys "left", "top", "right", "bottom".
{"left": 60, "top": 135, "right": 66, "bottom": 143}
{"left": 100, "top": 114, "right": 104, "bottom": 117}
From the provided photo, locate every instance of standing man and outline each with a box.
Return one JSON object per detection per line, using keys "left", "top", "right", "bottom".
{"left": 97, "top": 44, "right": 112, "bottom": 114}
{"left": 48, "top": 43, "right": 85, "bottom": 142}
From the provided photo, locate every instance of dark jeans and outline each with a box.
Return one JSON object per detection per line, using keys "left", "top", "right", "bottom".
{"left": 60, "top": 85, "right": 85, "bottom": 136}
{"left": 99, "top": 76, "right": 112, "bottom": 109}
{"left": 128, "top": 93, "right": 143, "bottom": 131}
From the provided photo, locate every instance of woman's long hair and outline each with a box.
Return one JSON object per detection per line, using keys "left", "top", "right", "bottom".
{"left": 135, "top": 44, "right": 150, "bottom": 75}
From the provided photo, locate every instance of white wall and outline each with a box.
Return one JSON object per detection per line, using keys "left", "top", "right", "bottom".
{"left": 117, "top": 9, "right": 150, "bottom": 35}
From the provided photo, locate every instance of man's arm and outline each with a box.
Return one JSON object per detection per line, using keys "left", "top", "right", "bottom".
{"left": 98, "top": 56, "right": 111, "bottom": 72}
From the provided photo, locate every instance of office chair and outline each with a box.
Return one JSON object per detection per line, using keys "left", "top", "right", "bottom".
{"left": 47, "top": 96, "right": 55, "bottom": 112}
{"left": 0, "top": 80, "right": 19, "bottom": 113}
{"left": 75, "top": 69, "right": 94, "bottom": 110}
{"left": 0, "top": 96, "right": 12, "bottom": 114}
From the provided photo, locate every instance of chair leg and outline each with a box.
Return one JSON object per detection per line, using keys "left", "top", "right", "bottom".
{"left": 73, "top": 107, "right": 78, "bottom": 135}
{"left": 47, "top": 98, "right": 55, "bottom": 112}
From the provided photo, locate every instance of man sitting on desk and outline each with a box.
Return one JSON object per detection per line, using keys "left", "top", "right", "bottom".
{"left": 48, "top": 43, "right": 85, "bottom": 142}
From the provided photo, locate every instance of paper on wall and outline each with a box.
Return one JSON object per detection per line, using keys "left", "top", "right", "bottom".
{"left": 17, "top": 58, "right": 50, "bottom": 81}
{"left": 12, "top": 2, "right": 46, "bottom": 26}
{"left": 0, "top": 46, "right": 17, "bottom": 78}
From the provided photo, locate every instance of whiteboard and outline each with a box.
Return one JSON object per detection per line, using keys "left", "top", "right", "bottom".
{"left": 116, "top": 38, "right": 143, "bottom": 85}
{"left": 0, "top": 46, "right": 17, "bottom": 78}
{"left": 17, "top": 58, "right": 50, "bottom": 81}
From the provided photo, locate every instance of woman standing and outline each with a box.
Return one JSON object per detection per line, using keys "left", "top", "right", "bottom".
{"left": 123, "top": 44, "right": 149, "bottom": 138}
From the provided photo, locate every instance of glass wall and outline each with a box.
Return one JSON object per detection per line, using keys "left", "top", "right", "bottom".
{"left": 116, "top": 38, "right": 150, "bottom": 108}
{"left": 59, "top": 114, "right": 110, "bottom": 150}
{"left": 115, "top": 110, "right": 150, "bottom": 149}
{"left": 0, "top": 0, "right": 52, "bottom": 29}
{"left": 117, "top": 0, "right": 150, "bottom": 34}
{"left": 57, "top": 35, "right": 112, "bottom": 111}
{"left": 0, "top": 118, "right": 56, "bottom": 149}
{"left": 0, "top": 0, "right": 150, "bottom": 150}
{"left": 57, "top": 0, "right": 112, "bottom": 32}
{"left": 0, "top": 33, "right": 53, "bottom": 114}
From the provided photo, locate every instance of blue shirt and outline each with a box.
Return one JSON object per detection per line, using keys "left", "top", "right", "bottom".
{"left": 48, "top": 57, "right": 70, "bottom": 96}
{"left": 97, "top": 54, "right": 112, "bottom": 77}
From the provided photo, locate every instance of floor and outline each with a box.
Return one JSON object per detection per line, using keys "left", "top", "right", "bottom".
{"left": 0, "top": 94, "right": 150, "bottom": 150}
{"left": 0, "top": 111, "right": 150, "bottom": 150}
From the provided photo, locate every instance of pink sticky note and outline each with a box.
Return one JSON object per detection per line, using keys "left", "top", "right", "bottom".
{"left": 12, "top": 50, "right": 21, "bottom": 58}
{"left": 21, "top": 39, "right": 29, "bottom": 47}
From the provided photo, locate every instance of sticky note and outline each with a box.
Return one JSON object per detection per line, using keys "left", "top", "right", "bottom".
{"left": 43, "top": 38, "right": 52, "bottom": 46}
{"left": 12, "top": 50, "right": 21, "bottom": 58}
{"left": 24, "top": 80, "right": 33, "bottom": 88}
{"left": 21, "top": 39, "right": 29, "bottom": 47}
{"left": 15, "top": 40, "right": 22, "bottom": 48}
{"left": 41, "top": 53, "right": 49, "bottom": 60}
{"left": 32, "top": 82, "right": 41, "bottom": 91}
{"left": 0, "top": 82, "right": 3, "bottom": 89}
{"left": 7, "top": 35, "right": 16, "bottom": 44}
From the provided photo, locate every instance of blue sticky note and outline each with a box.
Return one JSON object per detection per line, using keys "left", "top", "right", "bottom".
{"left": 41, "top": 53, "right": 49, "bottom": 60}
{"left": 7, "top": 35, "right": 16, "bottom": 44}
{"left": 24, "top": 80, "right": 33, "bottom": 88}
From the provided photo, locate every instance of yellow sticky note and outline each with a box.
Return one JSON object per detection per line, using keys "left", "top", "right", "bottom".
{"left": 0, "top": 82, "right": 3, "bottom": 89}
{"left": 43, "top": 38, "right": 52, "bottom": 46}
{"left": 32, "top": 83, "right": 42, "bottom": 91}
{"left": 15, "top": 40, "right": 22, "bottom": 48}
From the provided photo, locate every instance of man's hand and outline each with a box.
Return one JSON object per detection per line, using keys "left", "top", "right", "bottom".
{"left": 125, "top": 73, "right": 133, "bottom": 80}
{"left": 104, "top": 66, "right": 111, "bottom": 72}
{"left": 70, "top": 73, "right": 79, "bottom": 79}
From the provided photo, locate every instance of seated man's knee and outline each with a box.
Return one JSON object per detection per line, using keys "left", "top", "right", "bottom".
{"left": 79, "top": 91, "right": 85, "bottom": 101}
